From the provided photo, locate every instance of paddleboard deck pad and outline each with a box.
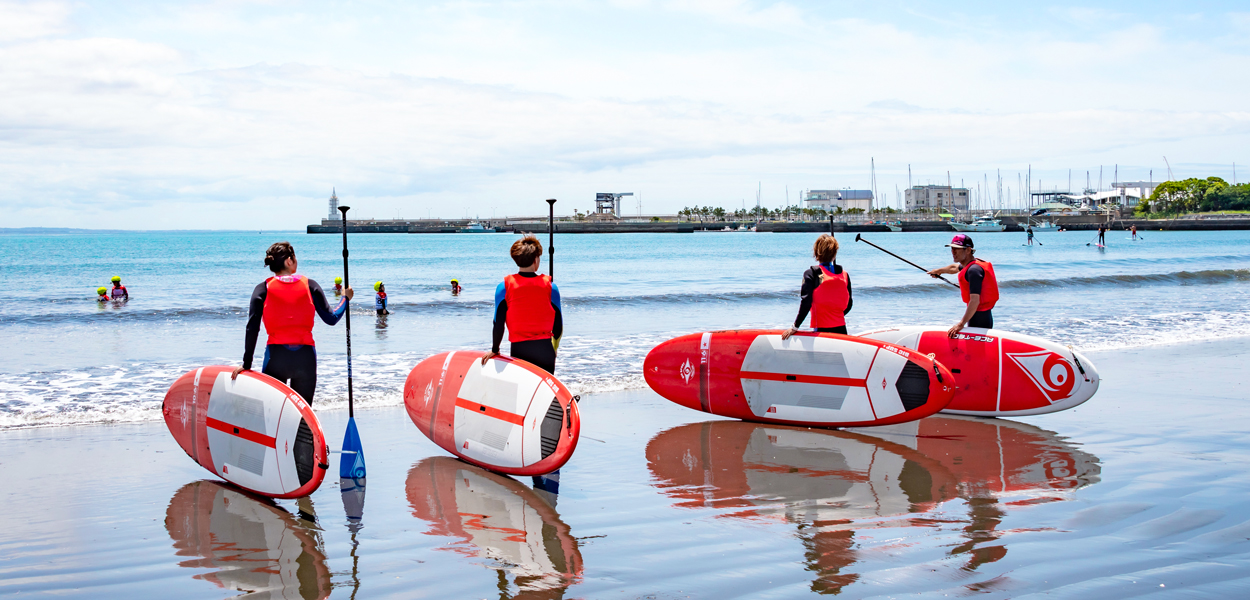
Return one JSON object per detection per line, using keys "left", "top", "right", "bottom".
{"left": 643, "top": 330, "right": 955, "bottom": 427}
{"left": 856, "top": 326, "right": 1100, "bottom": 416}
{"left": 403, "top": 351, "right": 580, "bottom": 476}
{"left": 163, "top": 366, "right": 329, "bottom": 499}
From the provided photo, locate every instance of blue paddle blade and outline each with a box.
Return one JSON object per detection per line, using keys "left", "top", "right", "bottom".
{"left": 340, "top": 417, "right": 366, "bottom": 479}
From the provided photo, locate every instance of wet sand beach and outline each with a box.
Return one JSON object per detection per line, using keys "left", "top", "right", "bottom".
{"left": 2, "top": 339, "right": 1249, "bottom": 598}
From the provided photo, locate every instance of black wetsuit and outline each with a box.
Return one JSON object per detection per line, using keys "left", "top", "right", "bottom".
{"left": 1097, "top": 226, "right": 1106, "bottom": 245}
{"left": 492, "top": 273, "right": 563, "bottom": 375}
{"left": 243, "top": 278, "right": 346, "bottom": 404}
{"left": 793, "top": 264, "right": 853, "bottom": 335}
{"left": 963, "top": 263, "right": 993, "bottom": 328}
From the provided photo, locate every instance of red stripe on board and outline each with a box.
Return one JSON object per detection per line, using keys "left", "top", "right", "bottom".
{"left": 455, "top": 398, "right": 525, "bottom": 426}
{"left": 207, "top": 417, "right": 277, "bottom": 448}
{"left": 739, "top": 371, "right": 866, "bottom": 388}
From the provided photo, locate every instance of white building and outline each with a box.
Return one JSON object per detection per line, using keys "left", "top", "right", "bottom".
{"left": 905, "top": 185, "right": 968, "bottom": 212}
{"left": 803, "top": 189, "right": 873, "bottom": 212}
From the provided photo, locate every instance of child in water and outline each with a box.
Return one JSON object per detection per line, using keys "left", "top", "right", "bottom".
{"left": 374, "top": 281, "right": 390, "bottom": 315}
{"left": 451, "top": 279, "right": 462, "bottom": 295}
{"left": 109, "top": 276, "right": 129, "bottom": 300}
{"left": 334, "top": 277, "right": 344, "bottom": 296}
{"left": 96, "top": 287, "right": 110, "bottom": 303}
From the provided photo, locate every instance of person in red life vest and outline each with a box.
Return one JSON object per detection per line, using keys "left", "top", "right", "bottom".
{"left": 96, "top": 287, "right": 110, "bottom": 303}
{"left": 333, "top": 277, "right": 344, "bottom": 297}
{"left": 374, "top": 281, "right": 390, "bottom": 315}
{"left": 927, "top": 234, "right": 999, "bottom": 337}
{"left": 109, "top": 276, "right": 129, "bottom": 300}
{"left": 450, "top": 279, "right": 462, "bottom": 295}
{"left": 231, "top": 241, "right": 353, "bottom": 404}
{"left": 782, "top": 234, "right": 852, "bottom": 340}
{"left": 481, "top": 235, "right": 563, "bottom": 374}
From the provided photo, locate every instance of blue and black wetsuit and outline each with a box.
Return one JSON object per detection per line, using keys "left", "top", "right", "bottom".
{"left": 243, "top": 278, "right": 347, "bottom": 404}
{"left": 492, "top": 273, "right": 563, "bottom": 374}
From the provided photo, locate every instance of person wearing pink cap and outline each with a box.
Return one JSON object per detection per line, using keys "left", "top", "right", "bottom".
{"left": 927, "top": 234, "right": 999, "bottom": 337}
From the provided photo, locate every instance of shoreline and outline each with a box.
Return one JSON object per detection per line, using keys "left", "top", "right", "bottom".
{"left": 3, "top": 337, "right": 1249, "bottom": 597}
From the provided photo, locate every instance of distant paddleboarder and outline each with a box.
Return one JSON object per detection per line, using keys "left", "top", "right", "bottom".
{"left": 109, "top": 276, "right": 129, "bottom": 300}
{"left": 927, "top": 234, "right": 998, "bottom": 337}
{"left": 374, "top": 281, "right": 390, "bottom": 315}
{"left": 482, "top": 235, "right": 563, "bottom": 374}
{"left": 783, "top": 234, "right": 852, "bottom": 339}
{"left": 233, "top": 241, "right": 353, "bottom": 404}
{"left": 1131, "top": 225, "right": 1138, "bottom": 240}
{"left": 1097, "top": 224, "right": 1107, "bottom": 246}
{"left": 1026, "top": 226, "right": 1034, "bottom": 246}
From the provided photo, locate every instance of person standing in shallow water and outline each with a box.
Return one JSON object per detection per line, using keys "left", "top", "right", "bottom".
{"left": 927, "top": 234, "right": 999, "bottom": 337}
{"left": 482, "top": 235, "right": 563, "bottom": 374}
{"left": 1026, "top": 225, "right": 1034, "bottom": 246}
{"left": 783, "top": 234, "right": 852, "bottom": 340}
{"left": 232, "top": 242, "right": 353, "bottom": 404}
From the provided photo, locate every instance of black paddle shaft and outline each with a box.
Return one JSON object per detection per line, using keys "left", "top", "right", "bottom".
{"left": 546, "top": 199, "right": 556, "bottom": 278}
{"left": 338, "top": 206, "right": 355, "bottom": 418}
{"left": 854, "top": 233, "right": 959, "bottom": 289}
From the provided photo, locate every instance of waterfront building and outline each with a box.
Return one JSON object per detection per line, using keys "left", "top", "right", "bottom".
{"left": 803, "top": 189, "right": 873, "bottom": 212}
{"left": 905, "top": 185, "right": 969, "bottom": 212}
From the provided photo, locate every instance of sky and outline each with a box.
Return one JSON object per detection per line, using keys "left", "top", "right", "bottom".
{"left": 2, "top": 0, "right": 1249, "bottom": 229}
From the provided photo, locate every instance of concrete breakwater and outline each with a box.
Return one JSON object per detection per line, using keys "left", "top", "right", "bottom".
{"left": 308, "top": 216, "right": 1250, "bottom": 234}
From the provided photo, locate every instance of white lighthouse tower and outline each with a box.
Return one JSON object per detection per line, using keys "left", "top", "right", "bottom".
{"left": 328, "top": 188, "right": 339, "bottom": 220}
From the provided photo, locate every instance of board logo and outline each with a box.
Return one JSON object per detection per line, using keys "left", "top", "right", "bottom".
{"left": 954, "top": 333, "right": 995, "bottom": 343}
{"left": 1007, "top": 351, "right": 1076, "bottom": 401}
{"left": 680, "top": 358, "right": 695, "bottom": 384}
{"left": 423, "top": 381, "right": 434, "bottom": 405}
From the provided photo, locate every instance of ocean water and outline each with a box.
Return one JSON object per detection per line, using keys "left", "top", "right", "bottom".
{"left": 2, "top": 228, "right": 1248, "bottom": 427}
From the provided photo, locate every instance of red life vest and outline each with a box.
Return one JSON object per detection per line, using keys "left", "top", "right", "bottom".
{"left": 504, "top": 273, "right": 555, "bottom": 343}
{"left": 263, "top": 275, "right": 316, "bottom": 346}
{"left": 959, "top": 259, "right": 999, "bottom": 312}
{"left": 110, "top": 285, "right": 127, "bottom": 298}
{"left": 810, "top": 264, "right": 850, "bottom": 328}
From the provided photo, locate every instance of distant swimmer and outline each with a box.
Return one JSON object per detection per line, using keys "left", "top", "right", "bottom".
{"left": 96, "top": 287, "right": 110, "bottom": 303}
{"left": 333, "top": 277, "right": 344, "bottom": 296}
{"left": 1026, "top": 226, "right": 1035, "bottom": 246}
{"left": 783, "top": 234, "right": 852, "bottom": 340}
{"left": 482, "top": 235, "right": 563, "bottom": 375}
{"left": 109, "top": 276, "right": 129, "bottom": 300}
{"left": 233, "top": 241, "right": 352, "bottom": 405}
{"left": 451, "top": 279, "right": 462, "bottom": 295}
{"left": 374, "top": 281, "right": 390, "bottom": 315}
{"left": 927, "top": 234, "right": 998, "bottom": 337}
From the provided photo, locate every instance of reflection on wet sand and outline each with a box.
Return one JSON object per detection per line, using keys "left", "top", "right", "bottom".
{"left": 165, "top": 480, "right": 332, "bottom": 600}
{"left": 406, "top": 457, "right": 583, "bottom": 599}
{"left": 646, "top": 415, "right": 1100, "bottom": 594}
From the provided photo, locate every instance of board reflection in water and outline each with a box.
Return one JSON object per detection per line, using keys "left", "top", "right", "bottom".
{"left": 164, "top": 480, "right": 332, "bottom": 599}
{"left": 646, "top": 415, "right": 1100, "bottom": 594}
{"left": 406, "top": 457, "right": 583, "bottom": 598}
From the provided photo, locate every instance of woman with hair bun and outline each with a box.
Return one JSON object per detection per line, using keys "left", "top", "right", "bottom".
{"left": 782, "top": 234, "right": 853, "bottom": 340}
{"left": 231, "top": 241, "right": 353, "bottom": 404}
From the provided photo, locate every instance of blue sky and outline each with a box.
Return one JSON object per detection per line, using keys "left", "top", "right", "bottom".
{"left": 2, "top": 0, "right": 1248, "bottom": 228}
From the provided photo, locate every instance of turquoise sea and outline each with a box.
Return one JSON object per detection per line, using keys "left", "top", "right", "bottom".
{"left": 2, "top": 228, "right": 1248, "bottom": 427}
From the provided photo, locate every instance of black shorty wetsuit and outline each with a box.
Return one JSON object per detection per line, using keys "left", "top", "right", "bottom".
{"left": 243, "top": 278, "right": 346, "bottom": 404}
{"left": 793, "top": 264, "right": 853, "bottom": 335}
{"left": 963, "top": 263, "right": 993, "bottom": 328}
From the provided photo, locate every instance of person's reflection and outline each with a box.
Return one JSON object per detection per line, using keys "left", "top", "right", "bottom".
{"left": 165, "top": 480, "right": 332, "bottom": 599}
{"left": 646, "top": 415, "right": 1100, "bottom": 594}
{"left": 375, "top": 314, "right": 388, "bottom": 340}
{"left": 406, "top": 457, "right": 583, "bottom": 599}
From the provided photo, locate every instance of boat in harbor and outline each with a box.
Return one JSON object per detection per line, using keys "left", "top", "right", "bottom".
{"left": 885, "top": 221, "right": 903, "bottom": 232}
{"left": 1027, "top": 219, "right": 1060, "bottom": 232}
{"left": 949, "top": 214, "right": 1006, "bottom": 232}
{"left": 457, "top": 222, "right": 495, "bottom": 233}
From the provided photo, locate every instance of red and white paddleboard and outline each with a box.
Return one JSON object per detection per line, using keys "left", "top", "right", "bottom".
{"left": 403, "top": 351, "right": 580, "bottom": 476}
{"left": 163, "top": 366, "right": 329, "bottom": 499}
{"left": 643, "top": 330, "right": 956, "bottom": 428}
{"left": 856, "top": 326, "right": 1100, "bottom": 417}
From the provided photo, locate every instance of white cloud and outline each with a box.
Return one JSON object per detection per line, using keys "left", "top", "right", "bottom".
{"left": 1, "top": 1, "right": 1249, "bottom": 227}
{"left": 0, "top": 1, "right": 69, "bottom": 42}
